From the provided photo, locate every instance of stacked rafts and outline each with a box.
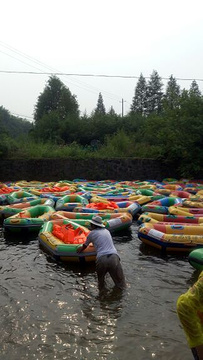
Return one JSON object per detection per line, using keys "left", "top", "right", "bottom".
{"left": 0, "top": 178, "right": 203, "bottom": 267}
{"left": 137, "top": 180, "right": 203, "bottom": 270}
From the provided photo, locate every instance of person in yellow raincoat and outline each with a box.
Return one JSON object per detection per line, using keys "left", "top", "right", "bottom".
{"left": 177, "top": 271, "right": 203, "bottom": 360}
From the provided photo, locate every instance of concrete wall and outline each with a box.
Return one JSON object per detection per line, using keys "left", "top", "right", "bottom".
{"left": 0, "top": 158, "right": 178, "bottom": 182}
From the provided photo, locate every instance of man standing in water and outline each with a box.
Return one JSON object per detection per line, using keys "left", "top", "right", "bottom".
{"left": 77, "top": 215, "right": 126, "bottom": 292}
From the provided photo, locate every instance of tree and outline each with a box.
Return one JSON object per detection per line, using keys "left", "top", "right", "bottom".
{"left": 0, "top": 106, "right": 32, "bottom": 138}
{"left": 94, "top": 93, "right": 106, "bottom": 115}
{"left": 163, "top": 75, "right": 180, "bottom": 110}
{"left": 146, "top": 70, "right": 163, "bottom": 115}
{"left": 130, "top": 73, "right": 147, "bottom": 116}
{"left": 81, "top": 110, "right": 88, "bottom": 120}
{"left": 108, "top": 106, "right": 116, "bottom": 116}
{"left": 189, "top": 80, "right": 201, "bottom": 97}
{"left": 179, "top": 88, "right": 203, "bottom": 117}
{"left": 34, "top": 76, "right": 79, "bottom": 124}
{"left": 33, "top": 111, "right": 62, "bottom": 143}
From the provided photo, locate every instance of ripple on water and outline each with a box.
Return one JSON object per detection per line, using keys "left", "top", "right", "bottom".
{"left": 0, "top": 221, "right": 197, "bottom": 360}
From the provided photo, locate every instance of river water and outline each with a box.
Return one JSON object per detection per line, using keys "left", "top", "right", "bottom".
{"left": 0, "top": 221, "right": 199, "bottom": 360}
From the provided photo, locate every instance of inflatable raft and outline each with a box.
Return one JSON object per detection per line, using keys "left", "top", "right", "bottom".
{"left": 138, "top": 212, "right": 203, "bottom": 225}
{"left": 188, "top": 248, "right": 203, "bottom": 270}
{"left": 138, "top": 223, "right": 203, "bottom": 252}
{"left": 141, "top": 197, "right": 182, "bottom": 214}
{"left": 0, "top": 198, "right": 55, "bottom": 220}
{"left": 73, "top": 201, "right": 141, "bottom": 217}
{"left": 3, "top": 205, "right": 55, "bottom": 233}
{"left": 50, "top": 211, "right": 133, "bottom": 233}
{"left": 6, "top": 190, "right": 38, "bottom": 204}
{"left": 55, "top": 194, "right": 88, "bottom": 211}
{"left": 39, "top": 219, "right": 96, "bottom": 263}
{"left": 169, "top": 206, "right": 203, "bottom": 216}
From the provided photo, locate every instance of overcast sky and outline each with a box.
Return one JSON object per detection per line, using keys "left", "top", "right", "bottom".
{"left": 0, "top": 0, "right": 203, "bottom": 121}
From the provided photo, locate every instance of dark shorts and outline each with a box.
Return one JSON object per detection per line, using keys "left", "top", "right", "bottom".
{"left": 96, "top": 254, "right": 126, "bottom": 290}
{"left": 191, "top": 347, "right": 200, "bottom": 360}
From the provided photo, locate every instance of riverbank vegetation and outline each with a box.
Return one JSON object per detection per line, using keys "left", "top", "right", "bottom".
{"left": 0, "top": 71, "right": 202, "bottom": 178}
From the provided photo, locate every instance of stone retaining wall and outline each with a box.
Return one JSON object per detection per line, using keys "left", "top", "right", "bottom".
{"left": 0, "top": 158, "right": 178, "bottom": 182}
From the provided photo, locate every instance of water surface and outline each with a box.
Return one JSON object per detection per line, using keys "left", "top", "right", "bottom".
{"left": 0, "top": 223, "right": 199, "bottom": 360}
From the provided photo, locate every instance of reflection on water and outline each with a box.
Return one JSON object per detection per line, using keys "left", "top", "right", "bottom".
{"left": 0, "top": 221, "right": 198, "bottom": 359}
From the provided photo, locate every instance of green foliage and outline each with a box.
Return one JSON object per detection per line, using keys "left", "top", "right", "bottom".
{"left": 121, "top": 113, "right": 143, "bottom": 134}
{"left": 179, "top": 88, "right": 203, "bottom": 117}
{"left": 163, "top": 75, "right": 180, "bottom": 111}
{"left": 130, "top": 73, "right": 147, "bottom": 116}
{"left": 0, "top": 134, "right": 18, "bottom": 159}
{"left": 34, "top": 76, "right": 79, "bottom": 125}
{"left": 7, "top": 138, "right": 91, "bottom": 159}
{"left": 96, "top": 130, "right": 135, "bottom": 157}
{"left": 33, "top": 76, "right": 80, "bottom": 143}
{"left": 146, "top": 70, "right": 163, "bottom": 115}
{"left": 94, "top": 92, "right": 106, "bottom": 116}
{"left": 32, "top": 111, "right": 62, "bottom": 143}
{"left": 189, "top": 80, "right": 201, "bottom": 97}
{"left": 59, "top": 116, "right": 83, "bottom": 144}
{"left": 0, "top": 110, "right": 22, "bottom": 158}
{"left": 0, "top": 106, "right": 32, "bottom": 138}
{"left": 0, "top": 137, "right": 9, "bottom": 158}
{"left": 1, "top": 72, "right": 203, "bottom": 179}
{"left": 107, "top": 106, "right": 116, "bottom": 115}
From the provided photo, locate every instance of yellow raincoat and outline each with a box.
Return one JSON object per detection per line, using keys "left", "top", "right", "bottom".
{"left": 177, "top": 271, "right": 203, "bottom": 348}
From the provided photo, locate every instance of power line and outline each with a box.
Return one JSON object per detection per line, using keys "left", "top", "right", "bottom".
{"left": 0, "top": 50, "right": 46, "bottom": 73}
{"left": 0, "top": 70, "right": 202, "bottom": 82}
{"left": 0, "top": 41, "right": 202, "bottom": 119}
{"left": 10, "top": 112, "right": 33, "bottom": 120}
{"left": 1, "top": 40, "right": 202, "bottom": 112}
{"left": 0, "top": 42, "right": 121, "bottom": 101}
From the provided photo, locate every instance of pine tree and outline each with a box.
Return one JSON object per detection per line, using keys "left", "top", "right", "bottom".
{"left": 146, "top": 70, "right": 163, "bottom": 115}
{"left": 34, "top": 76, "right": 79, "bottom": 123}
{"left": 163, "top": 75, "right": 180, "bottom": 110}
{"left": 108, "top": 106, "right": 116, "bottom": 116}
{"left": 94, "top": 93, "right": 106, "bottom": 115}
{"left": 189, "top": 80, "right": 201, "bottom": 97}
{"left": 130, "top": 73, "right": 147, "bottom": 116}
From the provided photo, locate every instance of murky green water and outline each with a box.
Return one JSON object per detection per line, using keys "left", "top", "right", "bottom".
{"left": 0, "top": 222, "right": 199, "bottom": 360}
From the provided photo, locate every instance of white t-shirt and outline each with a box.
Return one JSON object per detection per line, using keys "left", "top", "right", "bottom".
{"left": 85, "top": 228, "right": 118, "bottom": 259}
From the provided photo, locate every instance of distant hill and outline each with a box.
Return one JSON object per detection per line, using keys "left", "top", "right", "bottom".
{"left": 0, "top": 106, "right": 32, "bottom": 138}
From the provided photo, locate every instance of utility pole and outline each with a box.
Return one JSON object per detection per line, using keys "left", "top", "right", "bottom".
{"left": 120, "top": 98, "right": 126, "bottom": 117}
